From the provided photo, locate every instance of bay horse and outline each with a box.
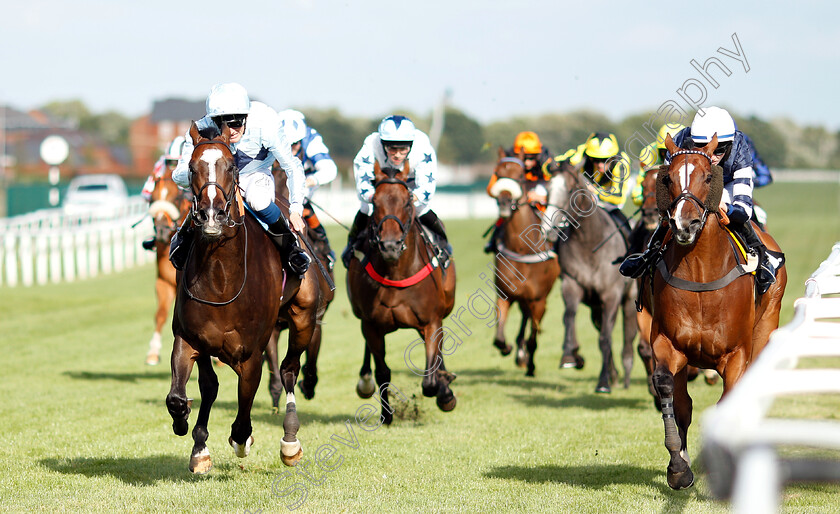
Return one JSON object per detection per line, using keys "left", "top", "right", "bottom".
{"left": 540, "top": 163, "right": 637, "bottom": 393}
{"left": 487, "top": 148, "right": 560, "bottom": 376}
{"left": 648, "top": 134, "right": 787, "bottom": 489}
{"left": 145, "top": 163, "right": 190, "bottom": 366}
{"left": 346, "top": 160, "right": 457, "bottom": 424}
{"left": 166, "top": 122, "right": 322, "bottom": 473}
{"left": 265, "top": 167, "right": 335, "bottom": 410}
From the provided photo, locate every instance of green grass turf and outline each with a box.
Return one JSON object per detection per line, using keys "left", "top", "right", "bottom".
{"left": 1, "top": 181, "right": 838, "bottom": 513}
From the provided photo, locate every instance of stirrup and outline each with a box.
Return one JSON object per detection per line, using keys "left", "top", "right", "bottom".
{"left": 619, "top": 253, "right": 649, "bottom": 279}
{"left": 142, "top": 237, "right": 156, "bottom": 251}
{"left": 287, "top": 247, "right": 311, "bottom": 277}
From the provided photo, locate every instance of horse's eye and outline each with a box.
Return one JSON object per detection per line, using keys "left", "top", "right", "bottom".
{"left": 704, "top": 174, "right": 713, "bottom": 184}
{"left": 661, "top": 175, "right": 672, "bottom": 186}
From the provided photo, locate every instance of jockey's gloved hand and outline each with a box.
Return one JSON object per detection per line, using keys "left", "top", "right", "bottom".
{"left": 726, "top": 204, "right": 750, "bottom": 225}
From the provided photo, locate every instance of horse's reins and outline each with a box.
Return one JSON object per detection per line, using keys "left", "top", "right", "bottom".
{"left": 184, "top": 139, "right": 249, "bottom": 306}
{"left": 370, "top": 176, "right": 415, "bottom": 251}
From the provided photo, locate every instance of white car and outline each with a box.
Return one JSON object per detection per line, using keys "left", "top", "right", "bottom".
{"left": 63, "top": 174, "right": 129, "bottom": 217}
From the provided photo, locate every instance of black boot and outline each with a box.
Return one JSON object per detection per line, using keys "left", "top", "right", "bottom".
{"left": 267, "top": 217, "right": 312, "bottom": 277}
{"left": 484, "top": 222, "right": 502, "bottom": 254}
{"left": 142, "top": 236, "right": 156, "bottom": 251}
{"left": 419, "top": 210, "right": 452, "bottom": 255}
{"left": 341, "top": 211, "right": 370, "bottom": 268}
{"left": 730, "top": 220, "right": 776, "bottom": 295}
{"left": 613, "top": 221, "right": 651, "bottom": 264}
{"left": 309, "top": 222, "right": 335, "bottom": 270}
{"left": 168, "top": 214, "right": 193, "bottom": 271}
{"left": 619, "top": 223, "right": 668, "bottom": 279}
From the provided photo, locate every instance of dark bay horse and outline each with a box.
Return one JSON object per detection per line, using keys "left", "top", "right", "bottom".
{"left": 346, "top": 160, "right": 457, "bottom": 424}
{"left": 540, "top": 163, "right": 637, "bottom": 393}
{"left": 648, "top": 135, "right": 787, "bottom": 489}
{"left": 166, "top": 122, "right": 322, "bottom": 473}
{"left": 145, "top": 164, "right": 191, "bottom": 366}
{"left": 265, "top": 167, "right": 335, "bottom": 409}
{"left": 488, "top": 149, "right": 560, "bottom": 376}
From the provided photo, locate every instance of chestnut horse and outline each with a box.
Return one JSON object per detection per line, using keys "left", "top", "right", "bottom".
{"left": 541, "top": 163, "right": 637, "bottom": 393}
{"left": 166, "top": 122, "right": 322, "bottom": 473}
{"left": 346, "top": 161, "right": 457, "bottom": 424}
{"left": 487, "top": 149, "right": 560, "bottom": 376}
{"left": 265, "top": 168, "right": 335, "bottom": 409}
{"left": 145, "top": 164, "right": 190, "bottom": 366}
{"left": 648, "top": 134, "right": 787, "bottom": 489}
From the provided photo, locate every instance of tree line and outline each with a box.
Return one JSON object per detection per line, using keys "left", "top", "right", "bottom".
{"left": 41, "top": 101, "right": 840, "bottom": 177}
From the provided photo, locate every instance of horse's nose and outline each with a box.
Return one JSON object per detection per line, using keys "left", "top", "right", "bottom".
{"left": 689, "top": 218, "right": 703, "bottom": 234}
{"left": 380, "top": 240, "right": 403, "bottom": 260}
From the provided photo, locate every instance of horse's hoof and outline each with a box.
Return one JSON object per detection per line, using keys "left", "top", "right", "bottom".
{"left": 271, "top": 405, "right": 280, "bottom": 416}
{"left": 704, "top": 370, "right": 720, "bottom": 386}
{"left": 525, "top": 369, "right": 535, "bottom": 377}
{"left": 382, "top": 410, "right": 393, "bottom": 425}
{"left": 145, "top": 353, "right": 159, "bottom": 366}
{"left": 560, "top": 354, "right": 584, "bottom": 369}
{"left": 189, "top": 448, "right": 213, "bottom": 474}
{"left": 229, "top": 435, "right": 254, "bottom": 458}
{"left": 298, "top": 381, "right": 315, "bottom": 400}
{"left": 173, "top": 418, "right": 189, "bottom": 436}
{"left": 436, "top": 393, "right": 457, "bottom": 412}
{"left": 595, "top": 385, "right": 611, "bottom": 394}
{"left": 493, "top": 340, "right": 512, "bottom": 356}
{"left": 280, "top": 438, "right": 303, "bottom": 466}
{"left": 667, "top": 468, "right": 695, "bottom": 490}
{"left": 515, "top": 349, "right": 529, "bottom": 368}
{"left": 356, "top": 374, "right": 376, "bottom": 399}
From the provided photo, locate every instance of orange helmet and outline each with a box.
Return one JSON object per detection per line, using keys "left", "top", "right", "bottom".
{"left": 513, "top": 131, "right": 542, "bottom": 155}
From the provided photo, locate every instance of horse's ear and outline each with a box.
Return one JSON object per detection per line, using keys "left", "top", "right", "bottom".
{"left": 664, "top": 133, "right": 679, "bottom": 154}
{"left": 397, "top": 159, "right": 410, "bottom": 181}
{"left": 517, "top": 148, "right": 525, "bottom": 162}
{"left": 497, "top": 146, "right": 506, "bottom": 161}
{"left": 705, "top": 133, "right": 719, "bottom": 156}
{"left": 219, "top": 122, "right": 232, "bottom": 144}
{"left": 373, "top": 159, "right": 385, "bottom": 182}
{"left": 189, "top": 121, "right": 202, "bottom": 145}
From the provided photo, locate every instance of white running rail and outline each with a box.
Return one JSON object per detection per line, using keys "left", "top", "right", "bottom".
{"left": 702, "top": 242, "right": 840, "bottom": 513}
{"left": 0, "top": 196, "right": 154, "bottom": 287}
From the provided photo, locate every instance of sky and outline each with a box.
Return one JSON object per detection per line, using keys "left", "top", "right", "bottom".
{"left": 3, "top": 0, "right": 839, "bottom": 131}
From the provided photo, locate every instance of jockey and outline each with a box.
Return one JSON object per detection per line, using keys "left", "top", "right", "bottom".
{"left": 278, "top": 109, "right": 338, "bottom": 267}
{"left": 483, "top": 131, "right": 553, "bottom": 254}
{"left": 551, "top": 132, "right": 633, "bottom": 236}
{"left": 141, "top": 136, "right": 188, "bottom": 251}
{"left": 341, "top": 115, "right": 449, "bottom": 268}
{"left": 619, "top": 106, "right": 777, "bottom": 295}
{"left": 171, "top": 82, "right": 311, "bottom": 277}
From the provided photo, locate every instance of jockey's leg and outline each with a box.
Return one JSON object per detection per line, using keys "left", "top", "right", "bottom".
{"left": 613, "top": 220, "right": 649, "bottom": 264}
{"left": 169, "top": 212, "right": 193, "bottom": 271}
{"left": 418, "top": 210, "right": 452, "bottom": 255}
{"left": 484, "top": 219, "right": 503, "bottom": 254}
{"left": 341, "top": 210, "right": 370, "bottom": 268}
{"left": 619, "top": 222, "right": 668, "bottom": 279}
{"left": 260, "top": 208, "right": 311, "bottom": 278}
{"left": 303, "top": 202, "right": 335, "bottom": 267}
{"left": 729, "top": 219, "right": 776, "bottom": 295}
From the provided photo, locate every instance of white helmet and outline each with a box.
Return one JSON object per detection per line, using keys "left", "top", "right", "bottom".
{"left": 691, "top": 106, "right": 735, "bottom": 144}
{"left": 205, "top": 83, "right": 251, "bottom": 117}
{"left": 378, "top": 115, "right": 416, "bottom": 144}
{"left": 279, "top": 110, "right": 307, "bottom": 144}
{"left": 164, "top": 136, "right": 187, "bottom": 160}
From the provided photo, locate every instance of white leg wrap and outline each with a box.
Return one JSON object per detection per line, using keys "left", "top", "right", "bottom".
{"left": 281, "top": 438, "right": 302, "bottom": 458}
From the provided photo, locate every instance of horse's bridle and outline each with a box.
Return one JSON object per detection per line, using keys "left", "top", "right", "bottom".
{"left": 370, "top": 176, "right": 414, "bottom": 251}
{"left": 190, "top": 139, "right": 242, "bottom": 229}
{"left": 665, "top": 149, "right": 713, "bottom": 230}
{"left": 151, "top": 175, "right": 187, "bottom": 241}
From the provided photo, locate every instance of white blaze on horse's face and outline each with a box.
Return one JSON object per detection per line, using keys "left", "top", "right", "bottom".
{"left": 199, "top": 148, "right": 224, "bottom": 231}
{"left": 673, "top": 162, "right": 695, "bottom": 231}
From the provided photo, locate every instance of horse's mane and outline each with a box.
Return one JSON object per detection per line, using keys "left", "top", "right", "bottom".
{"left": 656, "top": 163, "right": 724, "bottom": 217}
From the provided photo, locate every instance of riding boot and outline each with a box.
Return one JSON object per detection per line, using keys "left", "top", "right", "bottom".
{"left": 419, "top": 210, "right": 453, "bottom": 255}
{"left": 484, "top": 220, "right": 503, "bottom": 254}
{"left": 142, "top": 236, "right": 156, "bottom": 251}
{"left": 309, "top": 222, "right": 335, "bottom": 270}
{"left": 267, "top": 217, "right": 312, "bottom": 278}
{"left": 619, "top": 222, "right": 668, "bottom": 279}
{"left": 169, "top": 213, "right": 194, "bottom": 271}
{"left": 729, "top": 219, "right": 776, "bottom": 295}
{"left": 612, "top": 221, "right": 650, "bottom": 264}
{"left": 341, "top": 211, "right": 370, "bottom": 268}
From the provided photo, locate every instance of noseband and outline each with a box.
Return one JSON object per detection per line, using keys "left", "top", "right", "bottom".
{"left": 190, "top": 139, "right": 241, "bottom": 228}
{"left": 370, "top": 177, "right": 414, "bottom": 250}
{"left": 665, "top": 150, "right": 713, "bottom": 229}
